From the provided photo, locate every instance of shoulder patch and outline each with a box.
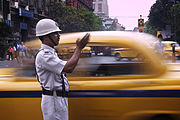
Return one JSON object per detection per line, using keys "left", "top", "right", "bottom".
{"left": 42, "top": 49, "right": 53, "bottom": 58}
{"left": 45, "top": 51, "right": 49, "bottom": 53}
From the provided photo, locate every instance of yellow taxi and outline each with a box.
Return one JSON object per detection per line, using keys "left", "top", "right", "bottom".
{"left": 1, "top": 31, "right": 180, "bottom": 120}
{"left": 112, "top": 47, "right": 143, "bottom": 61}
{"left": 56, "top": 46, "right": 92, "bottom": 59}
{"left": 162, "top": 41, "right": 180, "bottom": 58}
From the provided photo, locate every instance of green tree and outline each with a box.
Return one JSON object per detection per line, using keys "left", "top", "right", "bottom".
{"left": 144, "top": 21, "right": 159, "bottom": 36}
{"left": 170, "top": 3, "right": 180, "bottom": 41}
{"left": 48, "top": 2, "right": 103, "bottom": 33}
{"left": 77, "top": 8, "right": 103, "bottom": 31}
{"left": 148, "top": 0, "right": 174, "bottom": 29}
{"left": 0, "top": 22, "right": 13, "bottom": 60}
{"left": 148, "top": 0, "right": 180, "bottom": 41}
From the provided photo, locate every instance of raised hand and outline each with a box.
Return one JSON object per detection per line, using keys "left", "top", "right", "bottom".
{"left": 76, "top": 33, "right": 90, "bottom": 50}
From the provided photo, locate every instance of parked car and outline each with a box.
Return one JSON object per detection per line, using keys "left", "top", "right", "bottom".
{"left": 162, "top": 41, "right": 180, "bottom": 59}
{"left": 1, "top": 31, "right": 180, "bottom": 120}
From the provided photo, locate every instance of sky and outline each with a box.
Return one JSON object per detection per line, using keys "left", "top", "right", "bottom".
{"left": 107, "top": 0, "right": 157, "bottom": 30}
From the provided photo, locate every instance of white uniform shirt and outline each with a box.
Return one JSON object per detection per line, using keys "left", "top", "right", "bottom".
{"left": 153, "top": 41, "right": 165, "bottom": 55}
{"left": 35, "top": 44, "right": 69, "bottom": 91}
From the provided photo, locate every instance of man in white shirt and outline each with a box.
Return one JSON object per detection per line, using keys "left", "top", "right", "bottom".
{"left": 35, "top": 19, "right": 90, "bottom": 120}
{"left": 153, "top": 34, "right": 165, "bottom": 55}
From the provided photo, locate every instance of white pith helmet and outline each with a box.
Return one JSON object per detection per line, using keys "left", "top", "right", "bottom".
{"left": 36, "top": 19, "right": 61, "bottom": 37}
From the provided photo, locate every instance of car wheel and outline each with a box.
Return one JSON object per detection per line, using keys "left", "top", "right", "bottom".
{"left": 115, "top": 53, "right": 121, "bottom": 61}
{"left": 150, "top": 114, "right": 174, "bottom": 120}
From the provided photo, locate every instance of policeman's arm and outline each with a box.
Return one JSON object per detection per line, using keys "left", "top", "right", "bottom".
{"left": 63, "top": 33, "right": 90, "bottom": 73}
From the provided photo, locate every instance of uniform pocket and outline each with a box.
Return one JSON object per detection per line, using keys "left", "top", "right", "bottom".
{"left": 55, "top": 97, "right": 68, "bottom": 112}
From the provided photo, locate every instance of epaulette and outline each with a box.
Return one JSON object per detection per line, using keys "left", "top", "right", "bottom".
{"left": 43, "top": 49, "right": 52, "bottom": 54}
{"left": 45, "top": 51, "right": 49, "bottom": 53}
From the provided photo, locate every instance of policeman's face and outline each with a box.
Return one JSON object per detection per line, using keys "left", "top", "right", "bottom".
{"left": 50, "top": 32, "right": 60, "bottom": 46}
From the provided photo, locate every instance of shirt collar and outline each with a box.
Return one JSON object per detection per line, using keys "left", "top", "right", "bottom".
{"left": 41, "top": 44, "right": 55, "bottom": 52}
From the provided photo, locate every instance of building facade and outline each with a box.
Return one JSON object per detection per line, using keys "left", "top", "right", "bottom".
{"left": 93, "top": 0, "right": 124, "bottom": 31}
{"left": 9, "top": 0, "right": 58, "bottom": 42}
{"left": 66, "top": 0, "right": 93, "bottom": 11}
{"left": 1, "top": 0, "right": 93, "bottom": 42}
{"left": 93, "top": 0, "right": 108, "bottom": 17}
{"left": 111, "top": 18, "right": 125, "bottom": 31}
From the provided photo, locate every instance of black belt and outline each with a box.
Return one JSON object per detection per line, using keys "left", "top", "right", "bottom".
{"left": 42, "top": 88, "right": 69, "bottom": 97}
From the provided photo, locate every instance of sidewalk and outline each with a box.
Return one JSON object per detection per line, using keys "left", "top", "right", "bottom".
{"left": 0, "top": 58, "right": 34, "bottom": 68}
{"left": 0, "top": 59, "right": 20, "bottom": 68}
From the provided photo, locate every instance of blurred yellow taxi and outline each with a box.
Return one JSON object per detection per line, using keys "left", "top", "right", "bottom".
{"left": 1, "top": 31, "right": 180, "bottom": 120}
{"left": 56, "top": 46, "right": 91, "bottom": 58}
{"left": 162, "top": 41, "right": 180, "bottom": 58}
{"left": 112, "top": 48, "right": 143, "bottom": 61}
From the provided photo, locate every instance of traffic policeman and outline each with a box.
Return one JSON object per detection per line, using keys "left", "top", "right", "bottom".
{"left": 35, "top": 19, "right": 90, "bottom": 120}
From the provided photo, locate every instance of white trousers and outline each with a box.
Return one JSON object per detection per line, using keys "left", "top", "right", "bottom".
{"left": 41, "top": 94, "right": 68, "bottom": 120}
{"left": 19, "top": 51, "right": 25, "bottom": 64}
{"left": 19, "top": 51, "right": 25, "bottom": 57}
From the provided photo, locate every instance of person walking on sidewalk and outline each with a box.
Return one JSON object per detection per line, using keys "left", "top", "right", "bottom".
{"left": 18, "top": 41, "right": 27, "bottom": 64}
{"left": 7, "top": 46, "right": 14, "bottom": 60}
{"left": 35, "top": 19, "right": 90, "bottom": 120}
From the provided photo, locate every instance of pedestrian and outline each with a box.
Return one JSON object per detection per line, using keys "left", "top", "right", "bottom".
{"left": 18, "top": 41, "right": 27, "bottom": 64}
{"left": 13, "top": 45, "right": 17, "bottom": 60}
{"left": 7, "top": 46, "right": 14, "bottom": 60}
{"left": 35, "top": 19, "right": 90, "bottom": 120}
{"left": 153, "top": 34, "right": 165, "bottom": 55}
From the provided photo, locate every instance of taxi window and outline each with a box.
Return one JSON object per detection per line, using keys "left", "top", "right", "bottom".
{"left": 58, "top": 45, "right": 154, "bottom": 77}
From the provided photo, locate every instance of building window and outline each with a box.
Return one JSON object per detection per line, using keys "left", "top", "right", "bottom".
{"left": 98, "top": 3, "right": 102, "bottom": 12}
{"left": 93, "top": 0, "right": 96, "bottom": 2}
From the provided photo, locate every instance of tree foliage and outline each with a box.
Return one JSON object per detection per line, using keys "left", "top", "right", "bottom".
{"left": 148, "top": 0, "right": 180, "bottom": 42}
{"left": 48, "top": 2, "right": 103, "bottom": 33}
{"left": 144, "top": 21, "right": 159, "bottom": 36}
{"left": 170, "top": 3, "right": 180, "bottom": 41}
{"left": 148, "top": 0, "right": 174, "bottom": 29}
